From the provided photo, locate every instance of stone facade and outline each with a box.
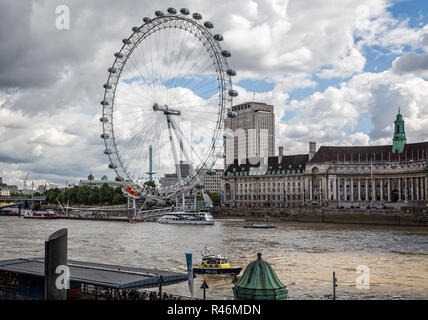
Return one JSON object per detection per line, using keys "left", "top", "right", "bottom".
{"left": 200, "top": 169, "right": 223, "bottom": 194}
{"left": 222, "top": 112, "right": 428, "bottom": 209}
{"left": 225, "top": 102, "right": 275, "bottom": 163}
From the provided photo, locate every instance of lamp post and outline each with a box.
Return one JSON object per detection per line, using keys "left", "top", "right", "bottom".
{"left": 158, "top": 275, "right": 165, "bottom": 298}
{"left": 200, "top": 280, "right": 209, "bottom": 300}
{"left": 333, "top": 271, "right": 338, "bottom": 300}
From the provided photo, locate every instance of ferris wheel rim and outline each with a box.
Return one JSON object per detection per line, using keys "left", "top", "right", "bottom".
{"left": 100, "top": 9, "right": 235, "bottom": 199}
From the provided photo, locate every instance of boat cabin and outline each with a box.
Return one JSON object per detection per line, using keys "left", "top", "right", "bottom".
{"left": 201, "top": 255, "right": 230, "bottom": 268}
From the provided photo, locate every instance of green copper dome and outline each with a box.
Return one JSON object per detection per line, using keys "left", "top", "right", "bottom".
{"left": 233, "top": 253, "right": 288, "bottom": 300}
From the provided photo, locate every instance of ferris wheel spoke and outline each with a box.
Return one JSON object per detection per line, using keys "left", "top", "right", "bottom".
{"left": 124, "top": 55, "right": 158, "bottom": 103}
{"left": 165, "top": 24, "right": 196, "bottom": 93}
{"left": 166, "top": 38, "right": 211, "bottom": 99}
{"left": 122, "top": 119, "right": 167, "bottom": 179}
{"left": 169, "top": 117, "right": 210, "bottom": 170}
{"left": 118, "top": 113, "right": 164, "bottom": 157}
{"left": 167, "top": 42, "right": 214, "bottom": 91}
{"left": 164, "top": 35, "right": 205, "bottom": 100}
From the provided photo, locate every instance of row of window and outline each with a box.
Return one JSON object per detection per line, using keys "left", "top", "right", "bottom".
{"left": 226, "top": 168, "right": 305, "bottom": 176}
{"left": 237, "top": 194, "right": 303, "bottom": 201}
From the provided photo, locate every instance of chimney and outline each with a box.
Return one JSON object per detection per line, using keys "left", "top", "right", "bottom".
{"left": 309, "top": 142, "right": 316, "bottom": 161}
{"left": 278, "top": 146, "right": 284, "bottom": 157}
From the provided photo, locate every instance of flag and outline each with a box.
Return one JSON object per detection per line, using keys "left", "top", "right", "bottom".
{"left": 185, "top": 253, "right": 194, "bottom": 299}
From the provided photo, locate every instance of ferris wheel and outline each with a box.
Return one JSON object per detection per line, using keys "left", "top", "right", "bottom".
{"left": 100, "top": 8, "right": 238, "bottom": 204}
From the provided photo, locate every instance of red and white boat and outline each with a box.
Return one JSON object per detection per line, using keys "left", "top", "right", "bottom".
{"left": 23, "top": 209, "right": 61, "bottom": 219}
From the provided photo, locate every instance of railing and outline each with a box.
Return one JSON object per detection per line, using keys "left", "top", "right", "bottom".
{"left": 0, "top": 196, "right": 46, "bottom": 201}
{"left": 66, "top": 205, "right": 130, "bottom": 211}
{"left": 0, "top": 288, "right": 43, "bottom": 300}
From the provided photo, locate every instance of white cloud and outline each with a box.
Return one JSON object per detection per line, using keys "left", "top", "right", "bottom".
{"left": 392, "top": 52, "right": 428, "bottom": 77}
{"left": 1, "top": 0, "right": 428, "bottom": 188}
{"left": 278, "top": 69, "right": 428, "bottom": 154}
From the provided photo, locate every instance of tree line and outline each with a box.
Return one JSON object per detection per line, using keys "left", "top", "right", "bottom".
{"left": 45, "top": 184, "right": 126, "bottom": 206}
{"left": 44, "top": 183, "right": 222, "bottom": 207}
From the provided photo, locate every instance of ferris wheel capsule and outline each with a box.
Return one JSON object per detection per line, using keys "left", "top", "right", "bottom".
{"left": 192, "top": 13, "right": 202, "bottom": 20}
{"left": 103, "top": 83, "right": 112, "bottom": 89}
{"left": 100, "top": 100, "right": 109, "bottom": 106}
{"left": 180, "top": 8, "right": 190, "bottom": 15}
{"left": 100, "top": 116, "right": 108, "bottom": 123}
{"left": 143, "top": 17, "right": 151, "bottom": 23}
{"left": 214, "top": 34, "right": 223, "bottom": 41}
{"left": 167, "top": 8, "right": 177, "bottom": 14}
{"left": 228, "top": 89, "right": 238, "bottom": 97}
{"left": 132, "top": 26, "right": 141, "bottom": 32}
{"left": 221, "top": 50, "right": 231, "bottom": 57}
{"left": 115, "top": 176, "right": 123, "bottom": 182}
{"left": 227, "top": 69, "right": 236, "bottom": 76}
{"left": 104, "top": 149, "right": 112, "bottom": 155}
{"left": 122, "top": 39, "right": 132, "bottom": 45}
{"left": 101, "top": 133, "right": 109, "bottom": 139}
{"left": 114, "top": 52, "right": 123, "bottom": 59}
{"left": 155, "top": 10, "right": 164, "bottom": 17}
{"left": 204, "top": 21, "right": 214, "bottom": 29}
{"left": 227, "top": 110, "right": 238, "bottom": 118}
{"left": 108, "top": 163, "right": 118, "bottom": 169}
{"left": 108, "top": 67, "right": 117, "bottom": 73}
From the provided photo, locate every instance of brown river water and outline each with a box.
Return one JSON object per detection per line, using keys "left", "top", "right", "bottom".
{"left": 0, "top": 216, "right": 427, "bottom": 300}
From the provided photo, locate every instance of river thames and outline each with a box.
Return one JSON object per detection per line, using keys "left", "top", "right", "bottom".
{"left": 0, "top": 216, "right": 427, "bottom": 300}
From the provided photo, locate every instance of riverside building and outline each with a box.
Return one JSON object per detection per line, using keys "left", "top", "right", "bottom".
{"left": 222, "top": 110, "right": 428, "bottom": 209}
{"left": 225, "top": 102, "right": 275, "bottom": 163}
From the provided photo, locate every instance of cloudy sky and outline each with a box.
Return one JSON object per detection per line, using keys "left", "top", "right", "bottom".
{"left": 0, "top": 0, "right": 427, "bottom": 188}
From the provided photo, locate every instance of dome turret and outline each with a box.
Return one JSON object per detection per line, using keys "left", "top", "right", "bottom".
{"left": 233, "top": 253, "right": 287, "bottom": 300}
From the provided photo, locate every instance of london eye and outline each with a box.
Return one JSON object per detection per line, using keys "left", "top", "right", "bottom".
{"left": 100, "top": 8, "right": 237, "bottom": 208}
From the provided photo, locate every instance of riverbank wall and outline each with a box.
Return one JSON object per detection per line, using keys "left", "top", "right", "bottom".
{"left": 215, "top": 207, "right": 428, "bottom": 227}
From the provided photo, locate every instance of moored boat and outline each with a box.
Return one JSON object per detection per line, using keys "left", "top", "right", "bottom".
{"left": 193, "top": 246, "right": 242, "bottom": 275}
{"left": 243, "top": 223, "right": 276, "bottom": 229}
{"left": 24, "top": 209, "right": 61, "bottom": 219}
{"left": 158, "top": 211, "right": 214, "bottom": 225}
{"left": 0, "top": 209, "right": 19, "bottom": 216}
{"left": 129, "top": 216, "right": 145, "bottom": 223}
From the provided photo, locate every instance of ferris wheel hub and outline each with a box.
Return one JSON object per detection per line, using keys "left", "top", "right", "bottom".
{"left": 153, "top": 103, "right": 181, "bottom": 115}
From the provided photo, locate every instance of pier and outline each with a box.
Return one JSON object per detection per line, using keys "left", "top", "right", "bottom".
{"left": 0, "top": 257, "right": 188, "bottom": 300}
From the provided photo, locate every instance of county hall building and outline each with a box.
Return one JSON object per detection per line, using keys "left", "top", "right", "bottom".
{"left": 222, "top": 109, "right": 428, "bottom": 209}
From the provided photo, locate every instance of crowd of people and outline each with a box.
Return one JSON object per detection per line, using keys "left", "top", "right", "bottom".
{"left": 101, "top": 288, "right": 183, "bottom": 300}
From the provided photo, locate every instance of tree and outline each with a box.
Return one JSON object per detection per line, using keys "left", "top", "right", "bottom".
{"left": 208, "top": 192, "right": 221, "bottom": 205}
{"left": 113, "top": 186, "right": 126, "bottom": 205}
{"left": 89, "top": 188, "right": 100, "bottom": 205}
{"left": 144, "top": 180, "right": 156, "bottom": 188}
{"left": 46, "top": 188, "right": 62, "bottom": 204}
{"left": 99, "top": 183, "right": 114, "bottom": 205}
{"left": 77, "top": 186, "right": 91, "bottom": 204}
{"left": 69, "top": 186, "right": 79, "bottom": 204}
{"left": 113, "top": 193, "right": 126, "bottom": 205}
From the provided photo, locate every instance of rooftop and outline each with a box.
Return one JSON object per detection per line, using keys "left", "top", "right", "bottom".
{"left": 310, "top": 141, "right": 428, "bottom": 163}
{"left": 80, "top": 180, "right": 123, "bottom": 184}
{"left": 225, "top": 154, "right": 308, "bottom": 176}
{"left": 0, "top": 258, "right": 187, "bottom": 289}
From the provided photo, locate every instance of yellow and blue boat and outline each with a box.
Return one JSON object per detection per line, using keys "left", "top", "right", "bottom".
{"left": 193, "top": 247, "right": 242, "bottom": 275}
